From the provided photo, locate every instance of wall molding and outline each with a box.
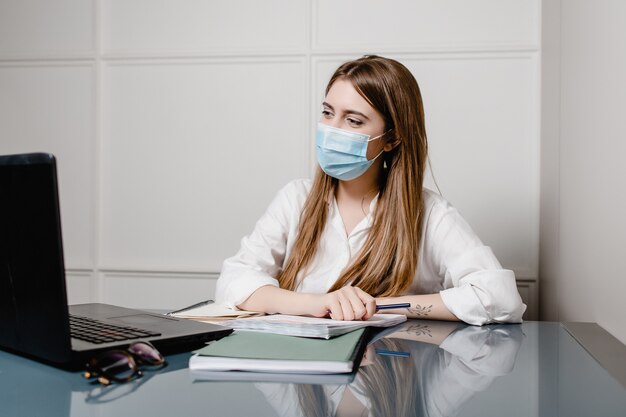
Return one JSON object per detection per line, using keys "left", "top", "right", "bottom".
{"left": 0, "top": 60, "right": 95, "bottom": 68}
{"left": 0, "top": 50, "right": 541, "bottom": 65}
{"left": 101, "top": 56, "right": 309, "bottom": 66}
{"left": 97, "top": 268, "right": 220, "bottom": 278}
{"left": 73, "top": 267, "right": 538, "bottom": 281}
{"left": 0, "top": 49, "right": 542, "bottom": 65}
{"left": 313, "top": 44, "right": 540, "bottom": 55}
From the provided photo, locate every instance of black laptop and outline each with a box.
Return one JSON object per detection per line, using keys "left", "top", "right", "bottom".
{"left": 0, "top": 153, "right": 232, "bottom": 369}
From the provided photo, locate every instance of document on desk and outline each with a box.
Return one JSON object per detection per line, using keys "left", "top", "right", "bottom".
{"left": 225, "top": 313, "right": 406, "bottom": 339}
{"left": 189, "top": 328, "right": 368, "bottom": 374}
{"left": 167, "top": 300, "right": 264, "bottom": 323}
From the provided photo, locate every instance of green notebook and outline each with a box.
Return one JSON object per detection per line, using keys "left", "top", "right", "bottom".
{"left": 189, "top": 328, "right": 368, "bottom": 374}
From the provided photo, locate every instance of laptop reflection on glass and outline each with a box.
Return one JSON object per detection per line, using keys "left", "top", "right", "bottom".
{"left": 0, "top": 153, "right": 232, "bottom": 370}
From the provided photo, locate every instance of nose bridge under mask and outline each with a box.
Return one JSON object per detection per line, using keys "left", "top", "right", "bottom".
{"left": 317, "top": 125, "right": 368, "bottom": 157}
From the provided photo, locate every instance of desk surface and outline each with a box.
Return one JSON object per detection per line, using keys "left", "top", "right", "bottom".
{"left": 1, "top": 320, "right": 625, "bottom": 417}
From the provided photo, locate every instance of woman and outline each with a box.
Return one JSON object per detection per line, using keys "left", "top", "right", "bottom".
{"left": 216, "top": 55, "right": 525, "bottom": 325}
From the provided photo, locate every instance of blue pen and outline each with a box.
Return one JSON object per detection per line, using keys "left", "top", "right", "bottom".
{"left": 376, "top": 303, "right": 410, "bottom": 311}
{"left": 326, "top": 302, "right": 411, "bottom": 318}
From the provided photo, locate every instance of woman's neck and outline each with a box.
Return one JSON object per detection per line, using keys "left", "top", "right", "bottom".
{"left": 335, "top": 160, "right": 382, "bottom": 206}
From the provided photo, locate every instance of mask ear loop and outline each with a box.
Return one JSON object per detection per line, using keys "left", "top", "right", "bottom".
{"left": 365, "top": 129, "right": 392, "bottom": 162}
{"left": 370, "top": 148, "right": 385, "bottom": 162}
{"left": 366, "top": 129, "right": 392, "bottom": 143}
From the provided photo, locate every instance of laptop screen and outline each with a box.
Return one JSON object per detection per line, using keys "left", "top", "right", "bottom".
{"left": 0, "top": 153, "right": 72, "bottom": 363}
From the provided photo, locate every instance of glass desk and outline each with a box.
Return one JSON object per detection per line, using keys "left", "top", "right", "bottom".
{"left": 1, "top": 320, "right": 625, "bottom": 417}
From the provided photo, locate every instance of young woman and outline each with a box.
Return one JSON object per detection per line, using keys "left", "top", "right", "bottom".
{"left": 215, "top": 55, "right": 526, "bottom": 325}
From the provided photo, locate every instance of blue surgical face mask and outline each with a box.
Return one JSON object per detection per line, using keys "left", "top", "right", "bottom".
{"left": 316, "top": 123, "right": 386, "bottom": 181}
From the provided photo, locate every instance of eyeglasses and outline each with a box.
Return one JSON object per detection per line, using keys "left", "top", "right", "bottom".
{"left": 83, "top": 341, "right": 167, "bottom": 385}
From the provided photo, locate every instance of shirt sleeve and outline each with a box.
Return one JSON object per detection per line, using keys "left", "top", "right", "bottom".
{"left": 215, "top": 180, "right": 309, "bottom": 309}
{"left": 422, "top": 193, "right": 527, "bottom": 325}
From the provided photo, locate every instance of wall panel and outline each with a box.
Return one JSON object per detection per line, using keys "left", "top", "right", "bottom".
{"left": 314, "top": 0, "right": 539, "bottom": 52}
{"left": 0, "top": 0, "right": 94, "bottom": 58}
{"left": 101, "top": 272, "right": 218, "bottom": 310}
{"left": 517, "top": 281, "right": 538, "bottom": 320}
{"left": 66, "top": 271, "right": 97, "bottom": 305}
{"left": 0, "top": 64, "right": 95, "bottom": 269}
{"left": 101, "top": 59, "right": 308, "bottom": 272}
{"left": 103, "top": 0, "right": 308, "bottom": 56}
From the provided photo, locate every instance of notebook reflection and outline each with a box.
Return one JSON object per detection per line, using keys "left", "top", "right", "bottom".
{"left": 254, "top": 321, "right": 524, "bottom": 417}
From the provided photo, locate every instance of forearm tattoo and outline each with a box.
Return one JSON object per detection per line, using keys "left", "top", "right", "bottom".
{"left": 407, "top": 304, "right": 433, "bottom": 317}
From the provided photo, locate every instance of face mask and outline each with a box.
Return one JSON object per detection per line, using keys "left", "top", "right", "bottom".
{"left": 316, "top": 123, "right": 385, "bottom": 181}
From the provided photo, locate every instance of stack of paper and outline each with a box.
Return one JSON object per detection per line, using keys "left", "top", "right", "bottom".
{"left": 189, "top": 328, "right": 368, "bottom": 374}
{"left": 224, "top": 313, "right": 406, "bottom": 339}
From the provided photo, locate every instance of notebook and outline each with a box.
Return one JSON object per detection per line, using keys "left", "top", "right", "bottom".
{"left": 189, "top": 328, "right": 369, "bottom": 374}
{"left": 0, "top": 153, "right": 232, "bottom": 370}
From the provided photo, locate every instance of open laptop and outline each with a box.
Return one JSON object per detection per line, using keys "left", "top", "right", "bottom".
{"left": 0, "top": 153, "right": 232, "bottom": 370}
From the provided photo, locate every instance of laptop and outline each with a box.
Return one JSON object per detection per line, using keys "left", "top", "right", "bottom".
{"left": 0, "top": 152, "right": 232, "bottom": 370}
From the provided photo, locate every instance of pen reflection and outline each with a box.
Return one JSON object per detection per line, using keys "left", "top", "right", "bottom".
{"left": 254, "top": 321, "right": 524, "bottom": 417}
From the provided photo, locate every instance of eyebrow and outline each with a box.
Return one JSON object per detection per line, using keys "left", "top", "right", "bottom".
{"left": 322, "top": 102, "right": 370, "bottom": 120}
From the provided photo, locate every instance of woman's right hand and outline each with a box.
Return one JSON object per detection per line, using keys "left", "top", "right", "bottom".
{"left": 308, "top": 286, "right": 376, "bottom": 321}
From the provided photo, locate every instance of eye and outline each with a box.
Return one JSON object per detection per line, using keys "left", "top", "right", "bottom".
{"left": 347, "top": 117, "right": 363, "bottom": 127}
{"left": 321, "top": 109, "right": 333, "bottom": 119}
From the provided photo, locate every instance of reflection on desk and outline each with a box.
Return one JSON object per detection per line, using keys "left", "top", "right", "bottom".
{"left": 1, "top": 320, "right": 626, "bottom": 417}
{"left": 254, "top": 321, "right": 523, "bottom": 417}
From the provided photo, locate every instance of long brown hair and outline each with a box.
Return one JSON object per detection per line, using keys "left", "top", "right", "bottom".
{"left": 278, "top": 55, "right": 428, "bottom": 297}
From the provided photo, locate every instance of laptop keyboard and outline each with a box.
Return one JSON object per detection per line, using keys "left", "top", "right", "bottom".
{"left": 70, "top": 314, "right": 161, "bottom": 344}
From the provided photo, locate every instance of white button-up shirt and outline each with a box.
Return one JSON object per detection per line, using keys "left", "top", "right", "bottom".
{"left": 216, "top": 179, "right": 526, "bottom": 325}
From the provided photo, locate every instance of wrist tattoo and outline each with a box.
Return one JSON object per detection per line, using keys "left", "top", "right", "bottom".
{"left": 407, "top": 304, "right": 433, "bottom": 317}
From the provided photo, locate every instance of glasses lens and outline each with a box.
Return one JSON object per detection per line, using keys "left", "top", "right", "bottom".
{"left": 90, "top": 351, "right": 138, "bottom": 382}
{"left": 127, "top": 342, "right": 165, "bottom": 366}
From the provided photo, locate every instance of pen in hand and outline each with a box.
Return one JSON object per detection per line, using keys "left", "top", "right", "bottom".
{"left": 327, "top": 303, "right": 411, "bottom": 319}
{"left": 376, "top": 303, "right": 411, "bottom": 311}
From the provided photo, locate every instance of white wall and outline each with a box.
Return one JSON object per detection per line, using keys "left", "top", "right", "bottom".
{"left": 540, "top": 0, "right": 626, "bottom": 344}
{"left": 0, "top": 0, "right": 540, "bottom": 315}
